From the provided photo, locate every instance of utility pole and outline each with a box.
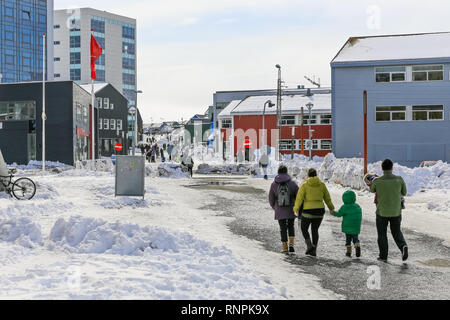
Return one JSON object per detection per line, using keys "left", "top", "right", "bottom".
{"left": 363, "top": 90, "right": 368, "bottom": 175}
{"left": 42, "top": 33, "right": 47, "bottom": 172}
{"left": 306, "top": 102, "right": 314, "bottom": 161}
{"left": 276, "top": 65, "right": 282, "bottom": 161}
{"left": 291, "top": 126, "right": 295, "bottom": 160}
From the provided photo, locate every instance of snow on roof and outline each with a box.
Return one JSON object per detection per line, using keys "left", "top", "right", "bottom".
{"left": 230, "top": 94, "right": 331, "bottom": 115}
{"left": 332, "top": 32, "right": 450, "bottom": 64}
{"left": 80, "top": 83, "right": 110, "bottom": 94}
{"left": 218, "top": 100, "right": 242, "bottom": 118}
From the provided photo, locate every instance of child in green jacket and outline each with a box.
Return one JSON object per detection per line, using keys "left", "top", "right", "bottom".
{"left": 331, "top": 190, "right": 363, "bottom": 258}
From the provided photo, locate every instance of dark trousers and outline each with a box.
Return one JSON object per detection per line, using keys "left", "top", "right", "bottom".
{"left": 300, "top": 217, "right": 323, "bottom": 246}
{"left": 376, "top": 214, "right": 407, "bottom": 259}
{"left": 345, "top": 234, "right": 360, "bottom": 246}
{"left": 278, "top": 219, "right": 295, "bottom": 243}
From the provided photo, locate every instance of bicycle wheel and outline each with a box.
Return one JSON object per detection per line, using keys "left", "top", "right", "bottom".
{"left": 12, "top": 178, "right": 36, "bottom": 200}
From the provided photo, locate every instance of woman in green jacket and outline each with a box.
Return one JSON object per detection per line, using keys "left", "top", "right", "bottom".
{"left": 331, "top": 190, "right": 362, "bottom": 258}
{"left": 294, "top": 168, "right": 335, "bottom": 256}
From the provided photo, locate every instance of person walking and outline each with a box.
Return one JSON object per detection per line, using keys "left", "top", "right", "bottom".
{"left": 269, "top": 165, "right": 299, "bottom": 254}
{"left": 293, "top": 168, "right": 335, "bottom": 256}
{"left": 369, "top": 159, "right": 408, "bottom": 262}
{"left": 331, "top": 190, "right": 362, "bottom": 258}
{"left": 259, "top": 153, "right": 270, "bottom": 180}
{"left": 182, "top": 154, "right": 194, "bottom": 178}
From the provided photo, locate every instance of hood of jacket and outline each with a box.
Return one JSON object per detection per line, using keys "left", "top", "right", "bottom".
{"left": 306, "top": 176, "right": 322, "bottom": 187}
{"left": 342, "top": 190, "right": 356, "bottom": 204}
{"left": 275, "top": 173, "right": 291, "bottom": 184}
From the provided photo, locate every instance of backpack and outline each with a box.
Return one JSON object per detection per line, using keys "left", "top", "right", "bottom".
{"left": 277, "top": 182, "right": 291, "bottom": 207}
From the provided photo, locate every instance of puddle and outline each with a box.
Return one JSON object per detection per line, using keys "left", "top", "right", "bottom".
{"left": 419, "top": 259, "right": 450, "bottom": 268}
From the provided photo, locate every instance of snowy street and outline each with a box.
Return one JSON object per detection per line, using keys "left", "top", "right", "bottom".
{"left": 1, "top": 166, "right": 449, "bottom": 300}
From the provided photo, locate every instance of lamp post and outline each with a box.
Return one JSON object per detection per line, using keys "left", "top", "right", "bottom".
{"left": 42, "top": 33, "right": 47, "bottom": 172}
{"left": 275, "top": 64, "right": 282, "bottom": 161}
{"left": 262, "top": 100, "right": 275, "bottom": 156}
{"left": 306, "top": 102, "right": 314, "bottom": 161}
{"left": 133, "top": 90, "right": 143, "bottom": 154}
{"left": 128, "top": 106, "right": 137, "bottom": 155}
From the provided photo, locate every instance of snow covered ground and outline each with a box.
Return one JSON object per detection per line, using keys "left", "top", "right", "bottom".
{"left": 0, "top": 167, "right": 336, "bottom": 300}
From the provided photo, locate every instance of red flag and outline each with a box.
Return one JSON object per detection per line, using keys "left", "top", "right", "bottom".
{"left": 90, "top": 34, "right": 103, "bottom": 80}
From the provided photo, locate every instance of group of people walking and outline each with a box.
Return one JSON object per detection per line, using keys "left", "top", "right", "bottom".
{"left": 268, "top": 159, "right": 408, "bottom": 262}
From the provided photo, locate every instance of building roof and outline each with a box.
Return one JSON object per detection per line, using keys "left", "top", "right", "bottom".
{"left": 227, "top": 93, "right": 331, "bottom": 116}
{"left": 217, "top": 100, "right": 243, "bottom": 118}
{"left": 332, "top": 32, "right": 450, "bottom": 64}
{"left": 80, "top": 83, "right": 110, "bottom": 94}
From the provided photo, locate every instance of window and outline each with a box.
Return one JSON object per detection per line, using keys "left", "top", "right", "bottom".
{"left": 4, "top": 7, "right": 14, "bottom": 18}
{"left": 54, "top": 57, "right": 61, "bottom": 62}
{"left": 123, "top": 74, "right": 135, "bottom": 85}
{"left": 302, "top": 114, "right": 317, "bottom": 125}
{"left": 54, "top": 74, "right": 60, "bottom": 78}
{"left": 70, "top": 69, "right": 81, "bottom": 81}
{"left": 5, "top": 54, "right": 14, "bottom": 65}
{"left": 321, "top": 140, "right": 332, "bottom": 150}
{"left": 5, "top": 31, "right": 14, "bottom": 41}
{"left": 123, "top": 26, "right": 135, "bottom": 40}
{"left": 99, "top": 118, "right": 103, "bottom": 130}
{"left": 70, "top": 36, "right": 81, "bottom": 48}
{"left": 320, "top": 114, "right": 332, "bottom": 124}
{"left": 376, "top": 106, "right": 406, "bottom": 122}
{"left": 91, "top": 19, "right": 105, "bottom": 34}
{"left": 70, "top": 52, "right": 81, "bottom": 65}
{"left": 216, "top": 102, "right": 230, "bottom": 110}
{"left": 54, "top": 41, "right": 60, "bottom": 45}
{"left": 221, "top": 119, "right": 232, "bottom": 128}
{"left": 302, "top": 139, "right": 319, "bottom": 150}
{"left": 279, "top": 140, "right": 295, "bottom": 151}
{"left": 0, "top": 101, "right": 36, "bottom": 121}
{"left": 54, "top": 25, "right": 61, "bottom": 29}
{"left": 375, "top": 66, "right": 406, "bottom": 82}
{"left": 110, "top": 103, "right": 114, "bottom": 110}
{"left": 412, "top": 105, "right": 444, "bottom": 121}
{"left": 22, "top": 10, "right": 31, "bottom": 21}
{"left": 22, "top": 33, "right": 31, "bottom": 44}
{"left": 110, "top": 119, "right": 116, "bottom": 130}
{"left": 281, "top": 115, "right": 296, "bottom": 126}
{"left": 22, "top": 56, "right": 31, "bottom": 67}
{"left": 412, "top": 65, "right": 443, "bottom": 81}
{"left": 123, "top": 57, "right": 135, "bottom": 70}
{"left": 122, "top": 43, "right": 135, "bottom": 55}
{"left": 96, "top": 97, "right": 103, "bottom": 109}
{"left": 103, "top": 119, "right": 109, "bottom": 130}
{"left": 117, "top": 120, "right": 123, "bottom": 131}
{"left": 103, "top": 98, "right": 110, "bottom": 109}
{"left": 38, "top": 14, "right": 46, "bottom": 24}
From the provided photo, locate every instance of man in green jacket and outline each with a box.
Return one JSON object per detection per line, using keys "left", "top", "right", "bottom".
{"left": 370, "top": 159, "right": 408, "bottom": 262}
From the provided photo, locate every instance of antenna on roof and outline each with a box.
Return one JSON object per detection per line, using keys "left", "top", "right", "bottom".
{"left": 304, "top": 76, "right": 321, "bottom": 88}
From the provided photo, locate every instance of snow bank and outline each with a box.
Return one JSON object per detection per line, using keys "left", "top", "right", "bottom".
{"left": 196, "top": 163, "right": 258, "bottom": 175}
{"left": 0, "top": 217, "right": 42, "bottom": 248}
{"left": 157, "top": 163, "right": 189, "bottom": 178}
{"left": 9, "top": 161, "right": 71, "bottom": 170}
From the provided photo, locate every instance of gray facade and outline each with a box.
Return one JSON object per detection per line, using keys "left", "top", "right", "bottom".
{"left": 0, "top": 81, "right": 92, "bottom": 165}
{"left": 331, "top": 33, "right": 450, "bottom": 167}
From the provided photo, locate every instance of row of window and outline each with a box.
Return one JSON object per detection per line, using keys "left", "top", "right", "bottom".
{"left": 375, "top": 65, "right": 444, "bottom": 83}
{"left": 99, "top": 118, "right": 124, "bottom": 131}
{"left": 280, "top": 114, "right": 332, "bottom": 126}
{"left": 96, "top": 97, "right": 114, "bottom": 110}
{"left": 2, "top": 7, "right": 46, "bottom": 24}
{"left": 375, "top": 105, "right": 444, "bottom": 122}
{"left": 279, "top": 139, "right": 332, "bottom": 151}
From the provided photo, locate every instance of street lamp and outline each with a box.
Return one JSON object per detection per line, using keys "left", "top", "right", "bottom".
{"left": 128, "top": 105, "right": 137, "bottom": 155}
{"left": 306, "top": 102, "right": 314, "bottom": 161}
{"left": 262, "top": 100, "right": 275, "bottom": 155}
{"left": 275, "top": 64, "right": 282, "bottom": 161}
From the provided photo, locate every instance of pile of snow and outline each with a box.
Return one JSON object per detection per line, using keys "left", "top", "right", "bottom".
{"left": 9, "top": 161, "right": 71, "bottom": 171}
{"left": 157, "top": 163, "right": 189, "bottom": 178}
{"left": 0, "top": 217, "right": 42, "bottom": 248}
{"left": 33, "top": 182, "right": 60, "bottom": 200}
{"left": 196, "top": 163, "right": 258, "bottom": 175}
{"left": 75, "top": 159, "right": 114, "bottom": 173}
{"left": 317, "top": 154, "right": 450, "bottom": 195}
{"left": 90, "top": 184, "right": 162, "bottom": 209}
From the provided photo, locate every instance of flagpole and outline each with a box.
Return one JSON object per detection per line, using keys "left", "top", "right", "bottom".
{"left": 42, "top": 33, "right": 46, "bottom": 172}
{"left": 91, "top": 29, "right": 96, "bottom": 161}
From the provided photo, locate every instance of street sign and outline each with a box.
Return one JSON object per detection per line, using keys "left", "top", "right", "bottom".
{"left": 115, "top": 143, "right": 123, "bottom": 152}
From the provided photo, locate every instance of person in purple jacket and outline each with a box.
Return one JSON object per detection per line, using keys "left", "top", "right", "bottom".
{"left": 269, "top": 165, "right": 300, "bottom": 254}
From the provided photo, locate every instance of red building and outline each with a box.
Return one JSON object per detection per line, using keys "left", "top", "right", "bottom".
{"left": 218, "top": 93, "right": 332, "bottom": 160}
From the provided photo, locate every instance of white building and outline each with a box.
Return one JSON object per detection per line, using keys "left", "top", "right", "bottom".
{"left": 53, "top": 8, "right": 137, "bottom": 107}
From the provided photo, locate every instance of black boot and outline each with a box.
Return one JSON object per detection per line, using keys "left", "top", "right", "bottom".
{"left": 305, "top": 238, "right": 314, "bottom": 255}
{"left": 355, "top": 244, "right": 361, "bottom": 258}
{"left": 402, "top": 246, "right": 408, "bottom": 261}
{"left": 310, "top": 245, "right": 317, "bottom": 257}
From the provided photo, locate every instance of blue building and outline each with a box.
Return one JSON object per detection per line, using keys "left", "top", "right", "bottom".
{"left": 331, "top": 32, "right": 450, "bottom": 167}
{"left": 0, "top": 0, "right": 54, "bottom": 83}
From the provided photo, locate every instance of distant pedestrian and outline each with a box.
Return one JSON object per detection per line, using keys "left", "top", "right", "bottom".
{"left": 182, "top": 155, "right": 194, "bottom": 178}
{"left": 331, "top": 190, "right": 362, "bottom": 258}
{"left": 269, "top": 165, "right": 299, "bottom": 254}
{"left": 369, "top": 159, "right": 408, "bottom": 262}
{"left": 293, "top": 168, "right": 335, "bottom": 257}
{"left": 259, "top": 153, "right": 270, "bottom": 180}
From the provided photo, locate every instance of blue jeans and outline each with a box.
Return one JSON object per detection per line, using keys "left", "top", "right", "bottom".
{"left": 345, "top": 234, "right": 360, "bottom": 246}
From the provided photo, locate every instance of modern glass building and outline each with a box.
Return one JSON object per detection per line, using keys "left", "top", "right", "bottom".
{"left": 0, "top": 0, "right": 54, "bottom": 83}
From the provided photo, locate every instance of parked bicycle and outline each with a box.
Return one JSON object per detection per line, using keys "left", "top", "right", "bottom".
{"left": 0, "top": 169, "right": 36, "bottom": 200}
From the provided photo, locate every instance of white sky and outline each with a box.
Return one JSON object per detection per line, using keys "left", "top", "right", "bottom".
{"left": 54, "top": 0, "right": 450, "bottom": 123}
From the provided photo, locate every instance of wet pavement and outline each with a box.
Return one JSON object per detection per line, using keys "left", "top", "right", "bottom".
{"left": 186, "top": 176, "right": 450, "bottom": 300}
